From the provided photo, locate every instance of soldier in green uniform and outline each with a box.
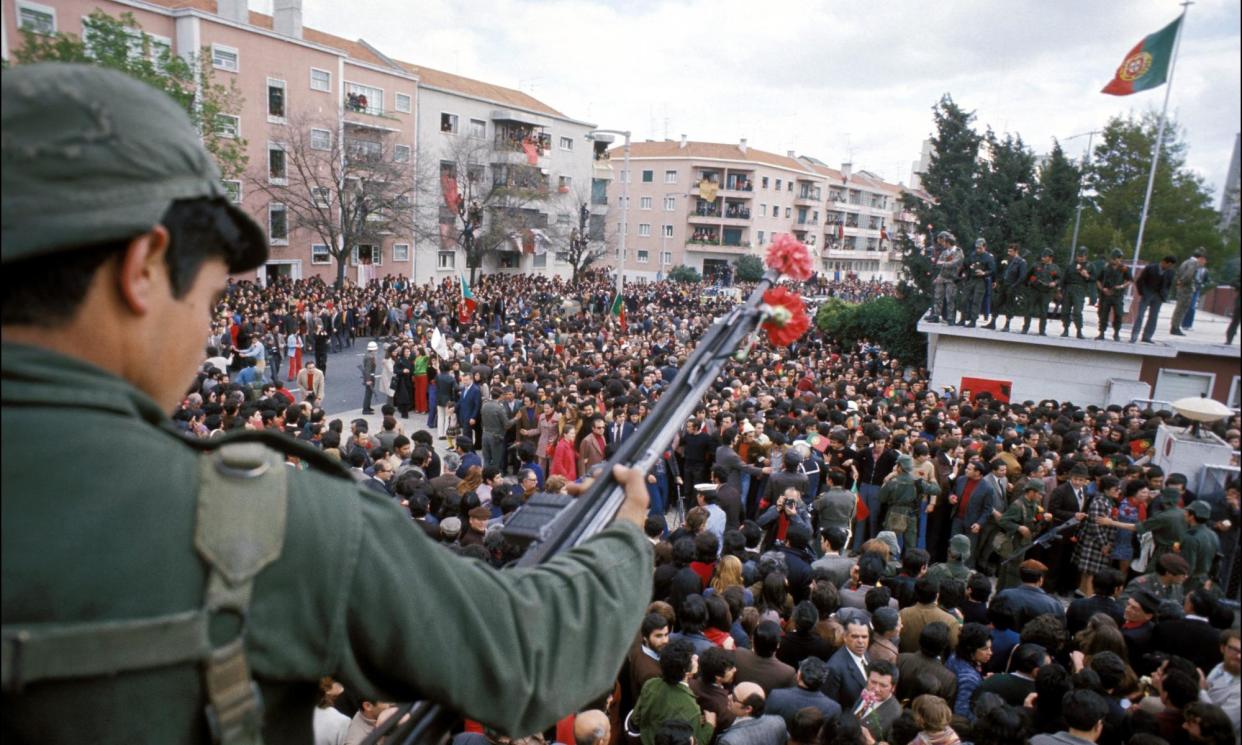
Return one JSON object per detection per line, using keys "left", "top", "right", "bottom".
{"left": 1182, "top": 500, "right": 1221, "bottom": 592}
{"left": 0, "top": 64, "right": 654, "bottom": 743}
{"left": 1118, "top": 553, "right": 1190, "bottom": 607}
{"left": 1137, "top": 488, "right": 1188, "bottom": 569}
{"left": 1095, "top": 248, "right": 1132, "bottom": 341}
{"left": 1022, "top": 249, "right": 1061, "bottom": 336}
{"left": 984, "top": 243, "right": 1027, "bottom": 332}
{"left": 996, "top": 480, "right": 1052, "bottom": 590}
{"left": 1062, "top": 249, "right": 1095, "bottom": 339}
{"left": 878, "top": 454, "right": 940, "bottom": 551}
{"left": 926, "top": 534, "right": 972, "bottom": 586}
{"left": 929, "top": 232, "right": 963, "bottom": 325}
{"left": 962, "top": 239, "right": 996, "bottom": 328}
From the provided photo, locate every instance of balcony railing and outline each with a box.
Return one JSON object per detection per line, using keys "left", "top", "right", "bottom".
{"left": 724, "top": 208, "right": 751, "bottom": 219}
{"left": 694, "top": 205, "right": 721, "bottom": 217}
{"left": 344, "top": 96, "right": 385, "bottom": 117}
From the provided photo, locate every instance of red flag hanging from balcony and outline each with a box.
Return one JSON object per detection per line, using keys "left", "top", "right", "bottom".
{"left": 441, "top": 174, "right": 460, "bottom": 214}
{"left": 522, "top": 230, "right": 535, "bottom": 254}
{"left": 522, "top": 138, "right": 539, "bottom": 165}
{"left": 837, "top": 222, "right": 845, "bottom": 241}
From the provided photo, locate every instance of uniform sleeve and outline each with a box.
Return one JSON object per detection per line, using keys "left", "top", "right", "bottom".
{"left": 335, "top": 489, "right": 654, "bottom": 735}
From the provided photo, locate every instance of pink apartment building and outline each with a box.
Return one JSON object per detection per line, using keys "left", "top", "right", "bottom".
{"left": 605, "top": 138, "right": 923, "bottom": 283}
{"left": 2, "top": 0, "right": 592, "bottom": 285}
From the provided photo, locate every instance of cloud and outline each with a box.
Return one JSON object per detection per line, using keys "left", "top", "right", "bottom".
{"left": 300, "top": 0, "right": 1240, "bottom": 196}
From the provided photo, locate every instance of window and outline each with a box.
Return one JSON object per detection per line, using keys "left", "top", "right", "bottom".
{"left": 345, "top": 138, "right": 382, "bottom": 163}
{"left": 640, "top": 197, "right": 653, "bottom": 210}
{"left": 558, "top": 175, "right": 572, "bottom": 193}
{"left": 351, "top": 244, "right": 382, "bottom": 266}
{"left": 664, "top": 170, "right": 678, "bottom": 184}
{"left": 440, "top": 112, "right": 459, "bottom": 134}
{"left": 211, "top": 43, "right": 238, "bottom": 72}
{"left": 309, "top": 128, "right": 332, "bottom": 151}
{"left": 662, "top": 251, "right": 672, "bottom": 265}
{"left": 642, "top": 170, "right": 654, "bottom": 183}
{"left": 757, "top": 230, "right": 765, "bottom": 245}
{"left": 222, "top": 180, "right": 242, "bottom": 204}
{"left": 638, "top": 223, "right": 651, "bottom": 237}
{"left": 785, "top": 207, "right": 792, "bottom": 218}
{"left": 1154, "top": 369, "right": 1215, "bottom": 402}
{"left": 662, "top": 225, "right": 674, "bottom": 238}
{"left": 469, "top": 119, "right": 486, "bottom": 138}
{"left": 438, "top": 251, "right": 456, "bottom": 269}
{"left": 268, "top": 203, "right": 288, "bottom": 244}
{"left": 311, "top": 187, "right": 330, "bottom": 208}
{"left": 775, "top": 179, "right": 782, "bottom": 191}
{"left": 559, "top": 136, "right": 574, "bottom": 151}
{"left": 267, "top": 79, "right": 286, "bottom": 122}
{"left": 1230, "top": 376, "right": 1241, "bottom": 409}
{"left": 394, "top": 144, "right": 411, "bottom": 163}
{"left": 664, "top": 196, "right": 676, "bottom": 211}
{"left": 637, "top": 250, "right": 650, "bottom": 264}
{"left": 762, "top": 176, "right": 769, "bottom": 189}
{"left": 310, "top": 68, "right": 331, "bottom": 92}
{"left": 759, "top": 204, "right": 767, "bottom": 217}
{"left": 268, "top": 144, "right": 287, "bottom": 183}
{"left": 345, "top": 83, "right": 382, "bottom": 114}
{"left": 311, "top": 244, "right": 331, "bottom": 265}
{"left": 392, "top": 244, "right": 410, "bottom": 262}
{"left": 215, "top": 114, "right": 239, "bottom": 139}
{"left": 532, "top": 252, "right": 547, "bottom": 268}
{"left": 394, "top": 93, "right": 412, "bottom": 113}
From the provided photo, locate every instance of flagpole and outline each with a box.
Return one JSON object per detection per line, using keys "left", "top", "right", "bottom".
{"left": 1130, "top": 1, "right": 1191, "bottom": 277}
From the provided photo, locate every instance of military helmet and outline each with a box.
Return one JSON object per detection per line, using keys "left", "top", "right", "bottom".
{"left": 1076, "top": 248, "right": 1088, "bottom": 259}
{"left": 1, "top": 63, "right": 265, "bottom": 269}
{"left": 1110, "top": 248, "right": 1124, "bottom": 259}
{"left": 975, "top": 237, "right": 987, "bottom": 248}
{"left": 1040, "top": 248, "right": 1054, "bottom": 258}
{"left": 936, "top": 231, "right": 956, "bottom": 245}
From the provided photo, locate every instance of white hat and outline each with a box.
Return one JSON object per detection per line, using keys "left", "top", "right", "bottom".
{"left": 367, "top": 341, "right": 378, "bottom": 351}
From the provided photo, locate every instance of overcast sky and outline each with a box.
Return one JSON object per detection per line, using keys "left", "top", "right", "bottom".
{"left": 273, "top": 0, "right": 1240, "bottom": 202}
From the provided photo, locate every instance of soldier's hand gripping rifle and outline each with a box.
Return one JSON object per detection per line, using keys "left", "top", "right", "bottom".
{"left": 367, "top": 236, "right": 816, "bottom": 745}
{"left": 999, "top": 516, "right": 1083, "bottom": 566}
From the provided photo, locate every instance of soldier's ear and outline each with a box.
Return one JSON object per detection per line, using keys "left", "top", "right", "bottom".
{"left": 115, "top": 226, "right": 171, "bottom": 317}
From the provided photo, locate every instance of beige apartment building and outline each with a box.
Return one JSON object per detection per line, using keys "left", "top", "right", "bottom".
{"left": 2, "top": 0, "right": 601, "bottom": 286}
{"left": 605, "top": 139, "right": 921, "bottom": 283}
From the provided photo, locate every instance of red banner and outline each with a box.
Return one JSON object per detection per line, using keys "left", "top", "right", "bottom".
{"left": 959, "top": 376, "right": 1011, "bottom": 404}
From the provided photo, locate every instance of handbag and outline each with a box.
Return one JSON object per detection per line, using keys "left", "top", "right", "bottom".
{"left": 883, "top": 508, "right": 908, "bottom": 534}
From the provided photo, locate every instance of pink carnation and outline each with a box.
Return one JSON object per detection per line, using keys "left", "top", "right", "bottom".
{"left": 764, "top": 234, "right": 814, "bottom": 281}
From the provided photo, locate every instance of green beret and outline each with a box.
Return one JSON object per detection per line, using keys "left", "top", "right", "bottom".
{"left": 2, "top": 64, "right": 265, "bottom": 270}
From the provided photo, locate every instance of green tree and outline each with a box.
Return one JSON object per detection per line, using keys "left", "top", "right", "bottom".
{"left": 1078, "top": 112, "right": 1225, "bottom": 266}
{"left": 667, "top": 265, "right": 701, "bottom": 283}
{"left": 976, "top": 131, "right": 1038, "bottom": 250}
{"left": 734, "top": 254, "right": 764, "bottom": 282}
{"left": 13, "top": 10, "right": 247, "bottom": 180}
{"left": 1030, "top": 140, "right": 1081, "bottom": 260}
{"left": 814, "top": 296, "right": 925, "bottom": 365}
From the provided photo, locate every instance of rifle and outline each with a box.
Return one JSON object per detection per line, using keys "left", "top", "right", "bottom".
{"left": 999, "top": 516, "right": 1083, "bottom": 566}
{"left": 367, "top": 263, "right": 801, "bottom": 745}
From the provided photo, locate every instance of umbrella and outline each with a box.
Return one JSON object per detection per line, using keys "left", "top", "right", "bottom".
{"left": 1171, "top": 396, "right": 1233, "bottom": 423}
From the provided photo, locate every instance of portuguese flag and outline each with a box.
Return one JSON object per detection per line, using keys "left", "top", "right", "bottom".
{"left": 610, "top": 293, "right": 627, "bottom": 333}
{"left": 1101, "top": 15, "right": 1182, "bottom": 96}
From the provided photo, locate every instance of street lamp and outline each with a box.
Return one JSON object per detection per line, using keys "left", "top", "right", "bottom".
{"left": 587, "top": 128, "right": 630, "bottom": 296}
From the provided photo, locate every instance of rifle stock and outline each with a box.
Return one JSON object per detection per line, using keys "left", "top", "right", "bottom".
{"left": 368, "top": 272, "right": 780, "bottom": 745}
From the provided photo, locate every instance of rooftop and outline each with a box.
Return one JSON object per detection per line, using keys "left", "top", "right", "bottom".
{"left": 611, "top": 141, "right": 819, "bottom": 174}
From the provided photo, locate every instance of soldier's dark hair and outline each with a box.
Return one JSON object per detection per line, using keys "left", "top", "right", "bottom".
{"left": 2, "top": 198, "right": 252, "bottom": 327}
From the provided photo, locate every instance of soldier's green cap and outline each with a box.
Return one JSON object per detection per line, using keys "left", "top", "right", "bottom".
{"left": 1110, "top": 248, "right": 1124, "bottom": 259}
{"left": 949, "top": 534, "right": 971, "bottom": 560}
{"left": 2, "top": 63, "right": 266, "bottom": 270}
{"left": 1159, "top": 487, "right": 1181, "bottom": 504}
{"left": 897, "top": 454, "right": 915, "bottom": 472}
{"left": 1076, "top": 249, "right": 1088, "bottom": 258}
{"left": 1187, "top": 500, "right": 1211, "bottom": 520}
{"left": 1192, "top": 248, "right": 1206, "bottom": 258}
{"left": 1024, "top": 479, "right": 1046, "bottom": 494}
{"left": 1041, "top": 248, "right": 1054, "bottom": 258}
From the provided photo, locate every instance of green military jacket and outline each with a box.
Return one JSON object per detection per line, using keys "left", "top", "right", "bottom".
{"left": 1031, "top": 262, "right": 1061, "bottom": 292}
{"left": 1119, "top": 573, "right": 1185, "bottom": 607}
{"left": 878, "top": 473, "right": 939, "bottom": 513}
{"left": 1064, "top": 261, "right": 1096, "bottom": 288}
{"left": 926, "top": 559, "right": 970, "bottom": 586}
{"left": 1139, "top": 507, "right": 1187, "bottom": 556}
{"left": 1181, "top": 523, "right": 1220, "bottom": 588}
{"left": 1097, "top": 263, "right": 1131, "bottom": 296}
{"left": 997, "top": 497, "right": 1043, "bottom": 555}
{"left": 1, "top": 343, "right": 653, "bottom": 744}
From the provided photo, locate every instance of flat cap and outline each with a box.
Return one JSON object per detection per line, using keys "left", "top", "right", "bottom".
{"left": 1187, "top": 500, "right": 1211, "bottom": 520}
{"left": 1024, "top": 479, "right": 1046, "bottom": 495}
{"left": 2, "top": 64, "right": 265, "bottom": 269}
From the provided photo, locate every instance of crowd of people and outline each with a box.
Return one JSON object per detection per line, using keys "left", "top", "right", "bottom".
{"left": 181, "top": 268, "right": 1240, "bottom": 745}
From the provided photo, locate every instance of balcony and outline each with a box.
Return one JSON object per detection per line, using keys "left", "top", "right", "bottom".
{"left": 795, "top": 188, "right": 821, "bottom": 206}
{"left": 685, "top": 240, "right": 751, "bottom": 254}
{"left": 723, "top": 206, "right": 751, "bottom": 221}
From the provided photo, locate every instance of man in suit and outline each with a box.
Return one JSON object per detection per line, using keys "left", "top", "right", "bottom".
{"left": 823, "top": 617, "right": 871, "bottom": 710}
{"left": 296, "top": 361, "right": 325, "bottom": 402}
{"left": 622, "top": 613, "right": 670, "bottom": 706}
{"left": 973, "top": 642, "right": 1048, "bottom": 707}
{"left": 1047, "top": 464, "right": 1091, "bottom": 595}
{"left": 896, "top": 622, "right": 957, "bottom": 703}
{"left": 765, "top": 657, "right": 842, "bottom": 724}
{"left": 854, "top": 661, "right": 902, "bottom": 744}
{"left": 712, "top": 465, "right": 744, "bottom": 531}
{"left": 1152, "top": 589, "right": 1224, "bottom": 675}
{"left": 717, "top": 682, "right": 788, "bottom": 745}
{"left": 361, "top": 459, "right": 394, "bottom": 497}
{"left": 607, "top": 413, "right": 636, "bottom": 448}
{"left": 811, "top": 527, "right": 855, "bottom": 590}
{"left": 995, "top": 560, "right": 1064, "bottom": 627}
{"left": 716, "top": 427, "right": 771, "bottom": 511}
{"left": 733, "top": 621, "right": 796, "bottom": 695}
{"left": 948, "top": 460, "right": 996, "bottom": 567}
{"left": 578, "top": 418, "right": 608, "bottom": 477}
{"left": 1066, "top": 568, "right": 1125, "bottom": 634}
{"left": 456, "top": 371, "right": 483, "bottom": 450}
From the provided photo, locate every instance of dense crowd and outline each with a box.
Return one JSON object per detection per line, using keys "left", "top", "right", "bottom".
{"left": 178, "top": 269, "right": 1240, "bottom": 745}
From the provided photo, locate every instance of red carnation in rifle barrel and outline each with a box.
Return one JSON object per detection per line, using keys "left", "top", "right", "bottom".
{"left": 764, "top": 233, "right": 814, "bottom": 281}
{"left": 760, "top": 287, "right": 811, "bottom": 347}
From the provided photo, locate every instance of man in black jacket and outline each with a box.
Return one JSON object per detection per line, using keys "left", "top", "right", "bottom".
{"left": 984, "top": 243, "right": 1028, "bottom": 332}
{"left": 1152, "top": 589, "right": 1225, "bottom": 675}
{"left": 1066, "top": 568, "right": 1125, "bottom": 634}
{"left": 1131, "top": 256, "right": 1176, "bottom": 343}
